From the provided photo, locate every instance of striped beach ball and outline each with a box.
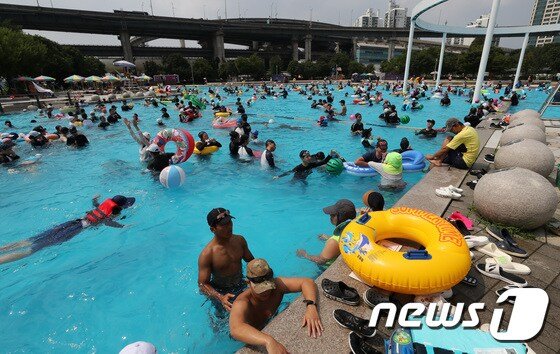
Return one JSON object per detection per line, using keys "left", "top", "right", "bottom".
{"left": 159, "top": 165, "right": 186, "bottom": 189}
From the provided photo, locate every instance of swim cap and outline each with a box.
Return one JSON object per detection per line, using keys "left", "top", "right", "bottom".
{"left": 237, "top": 118, "right": 243, "bottom": 124}
{"left": 142, "top": 132, "right": 151, "bottom": 140}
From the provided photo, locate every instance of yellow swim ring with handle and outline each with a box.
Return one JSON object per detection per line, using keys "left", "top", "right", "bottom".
{"left": 193, "top": 145, "right": 220, "bottom": 155}
{"left": 340, "top": 207, "right": 470, "bottom": 295}
{"left": 214, "top": 112, "right": 231, "bottom": 118}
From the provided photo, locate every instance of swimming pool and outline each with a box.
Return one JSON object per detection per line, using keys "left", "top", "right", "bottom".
{"left": 0, "top": 84, "right": 545, "bottom": 352}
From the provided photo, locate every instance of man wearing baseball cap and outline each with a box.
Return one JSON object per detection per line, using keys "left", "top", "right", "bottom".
{"left": 296, "top": 199, "right": 357, "bottom": 266}
{"left": 198, "top": 208, "right": 255, "bottom": 312}
{"left": 426, "top": 117, "right": 479, "bottom": 170}
{"left": 415, "top": 119, "right": 437, "bottom": 139}
{"left": 0, "top": 194, "right": 135, "bottom": 265}
{"left": 229, "top": 258, "right": 323, "bottom": 353}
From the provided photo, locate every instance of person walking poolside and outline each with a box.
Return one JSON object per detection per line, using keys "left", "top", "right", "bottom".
{"left": 229, "top": 258, "right": 323, "bottom": 354}
{"left": 426, "top": 118, "right": 480, "bottom": 170}
{"left": 198, "top": 208, "right": 254, "bottom": 312}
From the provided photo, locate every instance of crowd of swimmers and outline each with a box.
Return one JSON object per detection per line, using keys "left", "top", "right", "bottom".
{"left": 0, "top": 77, "right": 530, "bottom": 353}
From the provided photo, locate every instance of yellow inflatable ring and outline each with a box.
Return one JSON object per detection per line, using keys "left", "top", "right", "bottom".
{"left": 214, "top": 112, "right": 231, "bottom": 118}
{"left": 193, "top": 145, "right": 219, "bottom": 155}
{"left": 340, "top": 207, "right": 470, "bottom": 295}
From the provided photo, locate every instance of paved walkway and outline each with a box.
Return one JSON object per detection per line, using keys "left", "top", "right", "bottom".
{"left": 239, "top": 113, "right": 560, "bottom": 354}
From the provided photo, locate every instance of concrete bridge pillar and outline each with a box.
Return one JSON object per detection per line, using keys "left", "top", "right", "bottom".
{"left": 387, "top": 40, "right": 395, "bottom": 61}
{"left": 119, "top": 30, "right": 133, "bottom": 62}
{"left": 304, "top": 34, "right": 312, "bottom": 61}
{"left": 291, "top": 37, "right": 299, "bottom": 62}
{"left": 351, "top": 37, "right": 358, "bottom": 61}
{"left": 212, "top": 30, "right": 226, "bottom": 64}
{"left": 252, "top": 41, "right": 259, "bottom": 51}
{"left": 180, "top": 39, "right": 185, "bottom": 48}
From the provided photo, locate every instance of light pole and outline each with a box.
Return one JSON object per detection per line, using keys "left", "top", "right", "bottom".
{"left": 224, "top": 0, "right": 228, "bottom": 20}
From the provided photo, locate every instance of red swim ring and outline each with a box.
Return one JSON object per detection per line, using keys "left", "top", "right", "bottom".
{"left": 152, "top": 128, "right": 195, "bottom": 163}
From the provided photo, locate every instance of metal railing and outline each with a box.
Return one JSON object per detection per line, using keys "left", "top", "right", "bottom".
{"left": 539, "top": 83, "right": 560, "bottom": 115}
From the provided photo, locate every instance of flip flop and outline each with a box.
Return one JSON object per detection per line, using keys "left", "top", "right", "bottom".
{"left": 486, "top": 257, "right": 531, "bottom": 275}
{"left": 485, "top": 226, "right": 518, "bottom": 245}
{"left": 321, "top": 279, "right": 360, "bottom": 306}
{"left": 348, "top": 331, "right": 384, "bottom": 354}
{"left": 475, "top": 262, "right": 528, "bottom": 287}
{"left": 495, "top": 285, "right": 536, "bottom": 304}
{"left": 449, "top": 211, "right": 474, "bottom": 231}
{"left": 475, "top": 242, "right": 510, "bottom": 259}
{"left": 333, "top": 309, "right": 376, "bottom": 337}
{"left": 464, "top": 235, "right": 489, "bottom": 248}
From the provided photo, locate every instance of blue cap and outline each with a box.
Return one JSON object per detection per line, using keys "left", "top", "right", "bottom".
{"left": 237, "top": 118, "right": 243, "bottom": 124}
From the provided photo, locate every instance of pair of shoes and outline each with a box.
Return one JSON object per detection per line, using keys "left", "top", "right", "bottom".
{"left": 466, "top": 180, "right": 478, "bottom": 190}
{"left": 484, "top": 154, "right": 495, "bottom": 163}
{"left": 485, "top": 226, "right": 528, "bottom": 258}
{"left": 321, "top": 279, "right": 360, "bottom": 306}
{"left": 489, "top": 123, "right": 503, "bottom": 129}
{"left": 436, "top": 185, "right": 463, "bottom": 199}
{"left": 348, "top": 331, "right": 385, "bottom": 354}
{"left": 469, "top": 169, "right": 487, "bottom": 177}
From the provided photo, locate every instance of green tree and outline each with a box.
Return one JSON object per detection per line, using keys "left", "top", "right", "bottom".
{"left": 248, "top": 54, "right": 266, "bottom": 79}
{"left": 192, "top": 58, "right": 214, "bottom": 83}
{"left": 143, "top": 60, "right": 163, "bottom": 77}
{"left": 162, "top": 53, "right": 191, "bottom": 82}
{"left": 268, "top": 55, "right": 283, "bottom": 75}
{"left": 329, "top": 52, "right": 351, "bottom": 75}
{"left": 348, "top": 61, "right": 366, "bottom": 75}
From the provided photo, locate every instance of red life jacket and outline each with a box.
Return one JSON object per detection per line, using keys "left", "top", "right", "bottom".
{"left": 85, "top": 198, "right": 118, "bottom": 224}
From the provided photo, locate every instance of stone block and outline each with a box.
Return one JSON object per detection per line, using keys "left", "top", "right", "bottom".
{"left": 499, "top": 124, "right": 546, "bottom": 146}
{"left": 474, "top": 168, "right": 559, "bottom": 229}
{"left": 495, "top": 139, "right": 555, "bottom": 177}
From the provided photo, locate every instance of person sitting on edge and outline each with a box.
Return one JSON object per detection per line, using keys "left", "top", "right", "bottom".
{"left": 354, "top": 139, "right": 388, "bottom": 166}
{"left": 350, "top": 113, "right": 364, "bottom": 135}
{"left": 198, "top": 208, "right": 254, "bottom": 311}
{"left": 426, "top": 118, "right": 480, "bottom": 170}
{"left": 274, "top": 149, "right": 337, "bottom": 181}
{"left": 229, "top": 258, "right": 323, "bottom": 353}
{"left": 296, "top": 199, "right": 356, "bottom": 266}
{"left": 261, "top": 139, "right": 276, "bottom": 169}
{"left": 368, "top": 151, "right": 406, "bottom": 190}
{"left": 0, "top": 195, "right": 135, "bottom": 265}
{"left": 415, "top": 119, "right": 438, "bottom": 138}
{"left": 464, "top": 108, "right": 482, "bottom": 128}
{"left": 195, "top": 131, "right": 222, "bottom": 152}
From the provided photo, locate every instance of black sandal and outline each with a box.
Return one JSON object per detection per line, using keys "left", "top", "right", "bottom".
{"left": 363, "top": 288, "right": 400, "bottom": 309}
{"left": 333, "top": 309, "right": 376, "bottom": 337}
{"left": 321, "top": 279, "right": 360, "bottom": 306}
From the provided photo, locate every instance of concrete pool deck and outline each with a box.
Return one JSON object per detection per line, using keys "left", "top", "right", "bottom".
{"left": 239, "top": 112, "right": 560, "bottom": 353}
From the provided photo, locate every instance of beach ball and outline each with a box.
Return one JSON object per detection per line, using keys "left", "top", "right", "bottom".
{"left": 400, "top": 115, "right": 410, "bottom": 124}
{"left": 268, "top": 119, "right": 274, "bottom": 124}
{"left": 159, "top": 165, "right": 186, "bottom": 189}
{"left": 326, "top": 158, "right": 344, "bottom": 175}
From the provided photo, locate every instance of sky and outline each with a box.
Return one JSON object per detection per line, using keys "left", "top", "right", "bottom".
{"left": 2, "top": 0, "right": 533, "bottom": 49}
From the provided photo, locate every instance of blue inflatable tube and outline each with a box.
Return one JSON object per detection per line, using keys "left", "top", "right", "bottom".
{"left": 401, "top": 150, "right": 426, "bottom": 172}
{"left": 343, "top": 162, "right": 378, "bottom": 177}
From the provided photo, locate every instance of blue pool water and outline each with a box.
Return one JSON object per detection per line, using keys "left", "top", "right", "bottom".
{"left": 0, "top": 85, "right": 546, "bottom": 352}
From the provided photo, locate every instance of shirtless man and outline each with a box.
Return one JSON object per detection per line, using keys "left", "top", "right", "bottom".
{"left": 198, "top": 208, "right": 255, "bottom": 311}
{"left": 229, "top": 259, "right": 323, "bottom": 353}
